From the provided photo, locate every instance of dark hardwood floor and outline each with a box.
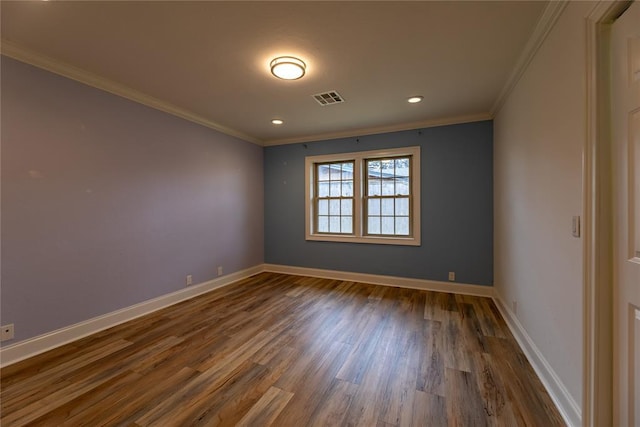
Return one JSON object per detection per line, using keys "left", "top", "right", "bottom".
{"left": 0, "top": 272, "right": 565, "bottom": 426}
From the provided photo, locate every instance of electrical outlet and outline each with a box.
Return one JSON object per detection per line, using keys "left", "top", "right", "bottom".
{"left": 186, "top": 274, "right": 193, "bottom": 286}
{"left": 1, "top": 324, "right": 15, "bottom": 342}
{"left": 448, "top": 271, "right": 455, "bottom": 281}
{"left": 217, "top": 266, "right": 223, "bottom": 277}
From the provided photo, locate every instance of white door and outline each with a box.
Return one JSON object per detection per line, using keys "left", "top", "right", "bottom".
{"left": 612, "top": 2, "right": 640, "bottom": 425}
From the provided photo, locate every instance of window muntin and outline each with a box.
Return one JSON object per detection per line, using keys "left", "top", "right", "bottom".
{"left": 305, "top": 147, "right": 420, "bottom": 246}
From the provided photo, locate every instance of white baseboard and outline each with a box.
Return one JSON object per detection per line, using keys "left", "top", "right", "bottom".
{"left": 1, "top": 261, "right": 577, "bottom": 427}
{"left": 493, "top": 296, "right": 581, "bottom": 427}
{"left": 263, "top": 263, "right": 495, "bottom": 297}
{"left": 0, "top": 263, "right": 497, "bottom": 369}
{"left": 0, "top": 265, "right": 263, "bottom": 368}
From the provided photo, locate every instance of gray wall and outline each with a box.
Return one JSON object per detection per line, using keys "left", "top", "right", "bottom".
{"left": 264, "top": 121, "right": 493, "bottom": 285}
{"left": 1, "top": 57, "right": 264, "bottom": 343}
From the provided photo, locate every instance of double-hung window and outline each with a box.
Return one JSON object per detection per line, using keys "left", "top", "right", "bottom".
{"left": 314, "top": 161, "right": 355, "bottom": 234}
{"left": 305, "top": 146, "right": 420, "bottom": 246}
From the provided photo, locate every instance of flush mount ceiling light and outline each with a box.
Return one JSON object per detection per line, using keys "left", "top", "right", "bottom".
{"left": 407, "top": 96, "right": 424, "bottom": 104}
{"left": 270, "top": 56, "right": 306, "bottom": 80}
{"left": 271, "top": 119, "right": 284, "bottom": 125}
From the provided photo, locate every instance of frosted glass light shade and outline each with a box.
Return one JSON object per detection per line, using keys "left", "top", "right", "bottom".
{"left": 270, "top": 56, "right": 306, "bottom": 80}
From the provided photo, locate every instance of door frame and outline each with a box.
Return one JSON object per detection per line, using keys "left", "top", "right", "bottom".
{"left": 584, "top": 2, "right": 632, "bottom": 426}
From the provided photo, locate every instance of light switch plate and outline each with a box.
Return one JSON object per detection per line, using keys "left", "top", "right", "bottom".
{"left": 572, "top": 215, "right": 581, "bottom": 238}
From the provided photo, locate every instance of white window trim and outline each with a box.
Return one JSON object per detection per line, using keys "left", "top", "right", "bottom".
{"left": 305, "top": 146, "right": 421, "bottom": 246}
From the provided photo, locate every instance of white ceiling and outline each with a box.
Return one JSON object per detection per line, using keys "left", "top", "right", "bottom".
{"left": 1, "top": 1, "right": 548, "bottom": 146}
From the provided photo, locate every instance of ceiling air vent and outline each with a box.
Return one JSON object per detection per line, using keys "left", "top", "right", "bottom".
{"left": 312, "top": 90, "right": 345, "bottom": 106}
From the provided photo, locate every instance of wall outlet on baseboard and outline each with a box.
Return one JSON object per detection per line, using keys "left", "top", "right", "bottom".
{"left": 1, "top": 324, "right": 15, "bottom": 342}
{"left": 186, "top": 274, "right": 193, "bottom": 286}
{"left": 217, "top": 266, "right": 223, "bottom": 277}
{"left": 448, "top": 271, "right": 455, "bottom": 281}
{"left": 512, "top": 300, "right": 518, "bottom": 315}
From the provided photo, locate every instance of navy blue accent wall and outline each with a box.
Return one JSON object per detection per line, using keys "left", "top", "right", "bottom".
{"left": 264, "top": 120, "right": 493, "bottom": 286}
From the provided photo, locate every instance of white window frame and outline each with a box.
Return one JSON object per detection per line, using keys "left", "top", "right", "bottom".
{"left": 305, "top": 146, "right": 421, "bottom": 246}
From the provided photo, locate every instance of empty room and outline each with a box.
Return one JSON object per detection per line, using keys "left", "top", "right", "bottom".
{"left": 1, "top": 1, "right": 638, "bottom": 426}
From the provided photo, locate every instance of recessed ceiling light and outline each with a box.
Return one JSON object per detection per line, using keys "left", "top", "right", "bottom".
{"left": 271, "top": 119, "right": 284, "bottom": 125}
{"left": 270, "top": 56, "right": 306, "bottom": 80}
{"left": 407, "top": 96, "right": 423, "bottom": 104}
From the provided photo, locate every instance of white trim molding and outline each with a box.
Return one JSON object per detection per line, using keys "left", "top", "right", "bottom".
{"left": 0, "top": 40, "right": 262, "bottom": 146}
{"left": 490, "top": 1, "right": 568, "bottom": 116}
{"left": 583, "top": 2, "right": 631, "bottom": 426}
{"left": 0, "top": 40, "right": 492, "bottom": 150}
{"left": 2, "top": 259, "right": 575, "bottom": 426}
{"left": 494, "top": 296, "right": 581, "bottom": 427}
{"left": 263, "top": 113, "right": 492, "bottom": 147}
{"left": 0, "top": 265, "right": 263, "bottom": 368}
{"left": 1, "top": 263, "right": 495, "bottom": 368}
{"left": 263, "top": 264, "right": 495, "bottom": 297}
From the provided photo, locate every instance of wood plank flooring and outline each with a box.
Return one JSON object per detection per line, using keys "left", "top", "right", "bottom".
{"left": 0, "top": 272, "right": 565, "bottom": 426}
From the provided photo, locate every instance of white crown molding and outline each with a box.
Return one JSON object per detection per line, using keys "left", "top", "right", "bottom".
{"left": 262, "top": 113, "right": 492, "bottom": 147}
{"left": 0, "top": 40, "right": 263, "bottom": 146}
{"left": 1, "top": 40, "right": 492, "bottom": 149}
{"left": 490, "top": 1, "right": 569, "bottom": 116}
{"left": 493, "top": 296, "right": 580, "bottom": 427}
{"left": 0, "top": 264, "right": 263, "bottom": 367}
{"left": 263, "top": 263, "right": 495, "bottom": 297}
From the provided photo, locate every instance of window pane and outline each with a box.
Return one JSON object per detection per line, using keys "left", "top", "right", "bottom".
{"left": 368, "top": 216, "right": 380, "bottom": 234}
{"left": 381, "top": 178, "right": 395, "bottom": 196}
{"left": 367, "top": 160, "right": 381, "bottom": 175}
{"left": 396, "top": 177, "right": 410, "bottom": 196}
{"left": 330, "top": 182, "right": 341, "bottom": 197}
{"left": 368, "top": 179, "right": 381, "bottom": 196}
{"left": 318, "top": 182, "right": 330, "bottom": 197}
{"left": 317, "top": 164, "right": 331, "bottom": 181}
{"left": 329, "top": 216, "right": 341, "bottom": 233}
{"left": 329, "top": 199, "right": 341, "bottom": 215}
{"left": 381, "top": 198, "right": 394, "bottom": 215}
{"left": 342, "top": 163, "right": 353, "bottom": 179}
{"left": 330, "top": 163, "right": 342, "bottom": 180}
{"left": 341, "top": 217, "right": 353, "bottom": 234}
{"left": 395, "top": 198, "right": 409, "bottom": 216}
{"left": 396, "top": 217, "right": 409, "bottom": 235}
{"left": 368, "top": 198, "right": 380, "bottom": 215}
{"left": 342, "top": 180, "right": 353, "bottom": 197}
{"left": 395, "top": 158, "right": 410, "bottom": 176}
{"left": 381, "top": 159, "right": 394, "bottom": 173}
{"left": 318, "top": 216, "right": 329, "bottom": 232}
{"left": 318, "top": 199, "right": 329, "bottom": 215}
{"left": 341, "top": 199, "right": 353, "bottom": 215}
{"left": 381, "top": 217, "right": 395, "bottom": 234}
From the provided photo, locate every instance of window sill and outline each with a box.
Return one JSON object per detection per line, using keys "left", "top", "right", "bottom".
{"left": 306, "top": 233, "right": 421, "bottom": 246}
